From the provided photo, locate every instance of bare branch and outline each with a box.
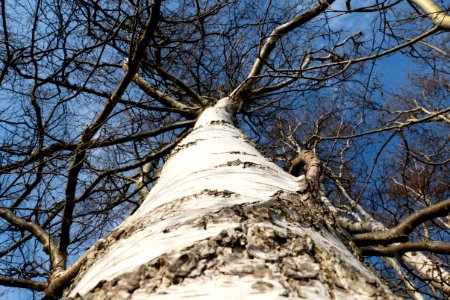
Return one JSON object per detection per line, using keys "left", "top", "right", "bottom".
{"left": 58, "top": 0, "right": 162, "bottom": 260}
{"left": 385, "top": 257, "right": 425, "bottom": 300}
{"left": 353, "top": 198, "right": 450, "bottom": 246}
{"left": 0, "top": 277, "right": 46, "bottom": 291}
{"left": 43, "top": 251, "right": 89, "bottom": 298}
{"left": 130, "top": 69, "right": 197, "bottom": 113}
{"left": 230, "top": 0, "right": 335, "bottom": 103}
{"left": 0, "top": 208, "right": 64, "bottom": 272}
{"left": 361, "top": 241, "right": 450, "bottom": 257}
{"left": 149, "top": 63, "right": 208, "bottom": 107}
{"left": 409, "top": 0, "right": 450, "bottom": 29}
{"left": 313, "top": 107, "right": 449, "bottom": 141}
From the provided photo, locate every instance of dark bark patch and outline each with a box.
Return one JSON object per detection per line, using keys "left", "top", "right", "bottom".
{"left": 226, "top": 151, "right": 258, "bottom": 156}
{"left": 281, "top": 255, "right": 320, "bottom": 279}
{"left": 168, "top": 140, "right": 202, "bottom": 157}
{"left": 247, "top": 224, "right": 289, "bottom": 261}
{"left": 206, "top": 120, "right": 231, "bottom": 126}
{"left": 194, "top": 120, "right": 235, "bottom": 130}
{"left": 213, "top": 159, "right": 279, "bottom": 174}
{"left": 251, "top": 280, "right": 274, "bottom": 292}
{"left": 202, "top": 189, "right": 235, "bottom": 198}
{"left": 166, "top": 253, "right": 199, "bottom": 279}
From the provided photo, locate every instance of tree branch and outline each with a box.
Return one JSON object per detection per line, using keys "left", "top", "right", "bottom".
{"left": 149, "top": 63, "right": 208, "bottom": 107}
{"left": 131, "top": 70, "right": 196, "bottom": 113}
{"left": 385, "top": 257, "right": 425, "bottom": 300}
{"left": 361, "top": 241, "right": 450, "bottom": 257}
{"left": 58, "top": 0, "right": 162, "bottom": 261}
{"left": 312, "top": 107, "right": 449, "bottom": 142}
{"left": 0, "top": 208, "right": 65, "bottom": 272}
{"left": 0, "top": 276, "right": 46, "bottom": 291}
{"left": 353, "top": 198, "right": 450, "bottom": 246}
{"left": 43, "top": 251, "right": 89, "bottom": 298}
{"left": 230, "top": 0, "right": 335, "bottom": 103}
{"left": 323, "top": 167, "right": 450, "bottom": 293}
{"left": 409, "top": 0, "right": 450, "bottom": 29}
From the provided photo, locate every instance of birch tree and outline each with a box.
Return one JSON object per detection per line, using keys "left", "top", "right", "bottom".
{"left": 0, "top": 0, "right": 449, "bottom": 299}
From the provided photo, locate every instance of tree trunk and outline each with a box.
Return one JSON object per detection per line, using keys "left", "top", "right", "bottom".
{"left": 64, "top": 99, "right": 395, "bottom": 299}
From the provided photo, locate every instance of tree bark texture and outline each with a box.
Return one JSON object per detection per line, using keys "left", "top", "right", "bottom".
{"left": 64, "top": 99, "right": 395, "bottom": 299}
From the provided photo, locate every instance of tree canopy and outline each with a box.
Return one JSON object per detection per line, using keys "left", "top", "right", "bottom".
{"left": 0, "top": 0, "right": 448, "bottom": 298}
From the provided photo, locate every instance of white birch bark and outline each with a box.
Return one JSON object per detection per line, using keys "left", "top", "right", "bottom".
{"left": 64, "top": 98, "right": 395, "bottom": 299}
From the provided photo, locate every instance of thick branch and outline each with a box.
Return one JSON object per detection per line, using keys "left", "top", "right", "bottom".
{"left": 410, "top": 0, "right": 450, "bottom": 29}
{"left": 337, "top": 218, "right": 386, "bottom": 234}
{"left": 288, "top": 150, "right": 321, "bottom": 186}
{"left": 0, "top": 209, "right": 50, "bottom": 249}
{"left": 0, "top": 276, "right": 46, "bottom": 291}
{"left": 324, "top": 168, "right": 450, "bottom": 293}
{"left": 353, "top": 198, "right": 450, "bottom": 246}
{"left": 135, "top": 161, "right": 155, "bottom": 200}
{"left": 361, "top": 242, "right": 450, "bottom": 257}
{"left": 43, "top": 252, "right": 88, "bottom": 298}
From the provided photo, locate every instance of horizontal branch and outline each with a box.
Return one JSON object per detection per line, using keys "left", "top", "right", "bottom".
{"left": 353, "top": 198, "right": 450, "bottom": 246}
{"left": 252, "top": 26, "right": 440, "bottom": 99}
{"left": 361, "top": 241, "right": 450, "bottom": 257}
{"left": 312, "top": 107, "right": 450, "bottom": 142}
{"left": 301, "top": 26, "right": 439, "bottom": 73}
{"left": 0, "top": 120, "right": 195, "bottom": 176}
{"left": 0, "top": 276, "right": 46, "bottom": 291}
{"left": 88, "top": 120, "right": 195, "bottom": 148}
{"left": 324, "top": 167, "right": 450, "bottom": 293}
{"left": 337, "top": 218, "right": 386, "bottom": 234}
{"left": 118, "top": 99, "right": 200, "bottom": 116}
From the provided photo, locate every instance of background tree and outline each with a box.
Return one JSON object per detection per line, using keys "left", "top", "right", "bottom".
{"left": 0, "top": 0, "right": 448, "bottom": 299}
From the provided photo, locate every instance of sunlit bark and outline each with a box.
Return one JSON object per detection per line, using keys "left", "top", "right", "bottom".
{"left": 64, "top": 99, "right": 394, "bottom": 299}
